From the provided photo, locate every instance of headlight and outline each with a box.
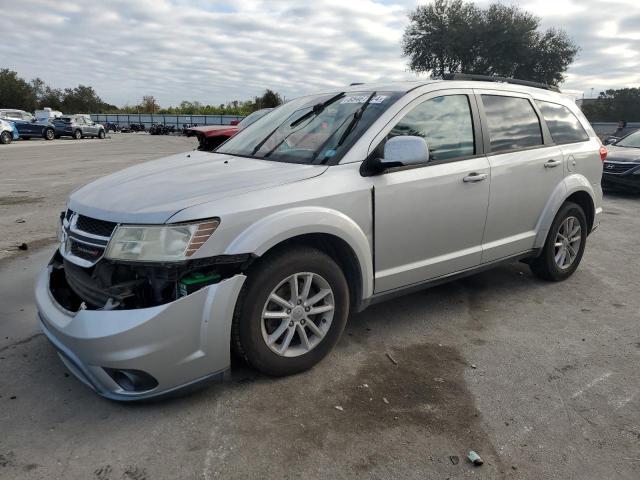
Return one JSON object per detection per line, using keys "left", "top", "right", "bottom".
{"left": 105, "top": 219, "right": 220, "bottom": 262}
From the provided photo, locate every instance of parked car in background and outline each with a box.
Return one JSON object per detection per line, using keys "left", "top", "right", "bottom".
{"left": 0, "top": 118, "right": 19, "bottom": 144}
{"left": 35, "top": 108, "right": 64, "bottom": 122}
{"left": 0, "top": 109, "right": 56, "bottom": 140}
{"left": 36, "top": 77, "right": 603, "bottom": 400}
{"left": 602, "top": 129, "right": 640, "bottom": 192}
{"left": 52, "top": 115, "right": 106, "bottom": 139}
{"left": 186, "top": 108, "right": 273, "bottom": 151}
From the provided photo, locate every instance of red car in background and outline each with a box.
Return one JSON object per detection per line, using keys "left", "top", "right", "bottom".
{"left": 186, "top": 108, "right": 273, "bottom": 151}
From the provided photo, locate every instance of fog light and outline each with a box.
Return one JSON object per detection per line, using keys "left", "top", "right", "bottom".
{"left": 104, "top": 368, "right": 158, "bottom": 392}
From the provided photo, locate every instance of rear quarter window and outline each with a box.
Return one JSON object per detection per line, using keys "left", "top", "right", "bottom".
{"left": 481, "top": 95, "right": 543, "bottom": 153}
{"left": 535, "top": 100, "right": 589, "bottom": 144}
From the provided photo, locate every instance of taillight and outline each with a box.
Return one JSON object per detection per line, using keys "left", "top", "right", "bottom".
{"left": 599, "top": 146, "right": 607, "bottom": 162}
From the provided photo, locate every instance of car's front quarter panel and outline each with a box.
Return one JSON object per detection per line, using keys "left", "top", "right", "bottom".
{"left": 168, "top": 162, "right": 375, "bottom": 299}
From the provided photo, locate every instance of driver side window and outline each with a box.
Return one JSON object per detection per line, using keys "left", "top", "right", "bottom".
{"left": 386, "top": 94, "right": 475, "bottom": 162}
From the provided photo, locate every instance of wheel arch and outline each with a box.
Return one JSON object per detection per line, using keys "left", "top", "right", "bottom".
{"left": 224, "top": 207, "right": 373, "bottom": 309}
{"left": 534, "top": 175, "right": 597, "bottom": 249}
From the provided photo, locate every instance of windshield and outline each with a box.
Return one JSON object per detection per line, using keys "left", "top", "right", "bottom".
{"left": 615, "top": 130, "right": 640, "bottom": 148}
{"left": 217, "top": 91, "right": 401, "bottom": 164}
{"left": 238, "top": 109, "right": 273, "bottom": 129}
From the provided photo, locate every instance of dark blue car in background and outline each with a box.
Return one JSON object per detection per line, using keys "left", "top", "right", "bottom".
{"left": 0, "top": 109, "right": 56, "bottom": 140}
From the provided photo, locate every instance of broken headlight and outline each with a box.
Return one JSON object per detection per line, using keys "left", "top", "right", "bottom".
{"left": 105, "top": 219, "right": 219, "bottom": 262}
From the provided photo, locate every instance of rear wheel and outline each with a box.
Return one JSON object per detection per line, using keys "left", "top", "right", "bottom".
{"left": 530, "top": 201, "right": 587, "bottom": 281}
{"left": 232, "top": 247, "right": 350, "bottom": 376}
{"left": 0, "top": 131, "right": 11, "bottom": 144}
{"left": 74, "top": 129, "right": 82, "bottom": 140}
{"left": 44, "top": 128, "right": 55, "bottom": 140}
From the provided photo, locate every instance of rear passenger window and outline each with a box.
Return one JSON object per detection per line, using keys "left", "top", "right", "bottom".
{"left": 481, "top": 95, "right": 543, "bottom": 153}
{"left": 536, "top": 101, "right": 589, "bottom": 144}
{"left": 389, "top": 95, "right": 475, "bottom": 161}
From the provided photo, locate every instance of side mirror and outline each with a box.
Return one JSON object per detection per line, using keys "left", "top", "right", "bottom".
{"left": 382, "top": 135, "right": 430, "bottom": 167}
{"left": 230, "top": 119, "right": 240, "bottom": 126}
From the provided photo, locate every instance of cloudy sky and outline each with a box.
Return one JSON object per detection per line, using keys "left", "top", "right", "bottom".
{"left": 1, "top": 0, "right": 638, "bottom": 107}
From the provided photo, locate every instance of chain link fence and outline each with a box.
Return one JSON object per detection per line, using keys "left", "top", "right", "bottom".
{"left": 89, "top": 114, "right": 245, "bottom": 129}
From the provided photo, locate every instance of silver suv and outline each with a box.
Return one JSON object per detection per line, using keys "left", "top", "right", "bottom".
{"left": 35, "top": 78, "right": 604, "bottom": 400}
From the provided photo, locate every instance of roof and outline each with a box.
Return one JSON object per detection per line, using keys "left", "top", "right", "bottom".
{"left": 339, "top": 77, "right": 564, "bottom": 96}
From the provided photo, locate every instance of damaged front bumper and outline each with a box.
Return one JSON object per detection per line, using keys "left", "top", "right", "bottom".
{"left": 35, "top": 254, "right": 245, "bottom": 401}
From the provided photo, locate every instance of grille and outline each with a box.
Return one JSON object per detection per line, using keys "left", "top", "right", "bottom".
{"left": 76, "top": 214, "right": 117, "bottom": 237}
{"left": 70, "top": 240, "right": 104, "bottom": 262}
{"left": 603, "top": 162, "right": 635, "bottom": 174}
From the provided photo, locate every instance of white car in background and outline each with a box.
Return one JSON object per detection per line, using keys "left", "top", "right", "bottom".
{"left": 0, "top": 118, "right": 19, "bottom": 144}
{"left": 35, "top": 108, "right": 64, "bottom": 122}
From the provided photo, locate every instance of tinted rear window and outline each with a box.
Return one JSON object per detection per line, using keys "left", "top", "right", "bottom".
{"left": 481, "top": 95, "right": 543, "bottom": 153}
{"left": 535, "top": 101, "right": 589, "bottom": 144}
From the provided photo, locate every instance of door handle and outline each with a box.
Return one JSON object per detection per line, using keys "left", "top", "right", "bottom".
{"left": 544, "top": 159, "right": 562, "bottom": 168}
{"left": 463, "top": 172, "right": 488, "bottom": 183}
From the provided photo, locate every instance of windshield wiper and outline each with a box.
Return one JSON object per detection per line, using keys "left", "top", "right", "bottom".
{"left": 251, "top": 123, "right": 282, "bottom": 155}
{"left": 251, "top": 92, "right": 345, "bottom": 156}
{"left": 289, "top": 92, "right": 345, "bottom": 128}
{"left": 336, "top": 91, "right": 376, "bottom": 148}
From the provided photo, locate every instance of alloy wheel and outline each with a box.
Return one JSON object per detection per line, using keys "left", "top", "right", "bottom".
{"left": 261, "top": 272, "right": 335, "bottom": 357}
{"left": 554, "top": 216, "right": 582, "bottom": 269}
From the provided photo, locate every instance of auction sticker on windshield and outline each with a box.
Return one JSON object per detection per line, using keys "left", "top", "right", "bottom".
{"left": 340, "top": 95, "right": 388, "bottom": 104}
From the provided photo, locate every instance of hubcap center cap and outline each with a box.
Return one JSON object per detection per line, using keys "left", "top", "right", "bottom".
{"left": 291, "top": 306, "right": 305, "bottom": 321}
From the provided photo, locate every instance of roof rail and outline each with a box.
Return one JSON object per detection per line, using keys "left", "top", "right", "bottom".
{"left": 349, "top": 82, "right": 365, "bottom": 86}
{"left": 442, "top": 73, "right": 561, "bottom": 93}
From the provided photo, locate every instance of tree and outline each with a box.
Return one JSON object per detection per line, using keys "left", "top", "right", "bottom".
{"left": 253, "top": 89, "right": 283, "bottom": 110}
{"left": 0, "top": 69, "right": 37, "bottom": 110}
{"left": 60, "top": 85, "right": 114, "bottom": 113}
{"left": 402, "top": 0, "right": 579, "bottom": 85}
{"left": 140, "top": 95, "right": 160, "bottom": 114}
{"left": 581, "top": 88, "right": 640, "bottom": 122}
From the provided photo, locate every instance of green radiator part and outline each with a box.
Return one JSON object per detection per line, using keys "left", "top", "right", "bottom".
{"left": 179, "top": 272, "right": 221, "bottom": 297}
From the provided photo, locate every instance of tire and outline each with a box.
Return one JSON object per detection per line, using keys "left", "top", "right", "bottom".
{"left": 44, "top": 128, "right": 55, "bottom": 140}
{"left": 530, "top": 201, "right": 587, "bottom": 281}
{"left": 232, "top": 246, "right": 350, "bottom": 376}
{"left": 98, "top": 129, "right": 105, "bottom": 139}
{"left": 74, "top": 129, "right": 82, "bottom": 140}
{"left": 0, "top": 131, "right": 11, "bottom": 144}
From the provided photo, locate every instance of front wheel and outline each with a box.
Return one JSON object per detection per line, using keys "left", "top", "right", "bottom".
{"left": 530, "top": 201, "right": 587, "bottom": 281}
{"left": 0, "top": 131, "right": 12, "bottom": 144}
{"left": 232, "top": 247, "right": 349, "bottom": 376}
{"left": 98, "top": 129, "right": 105, "bottom": 139}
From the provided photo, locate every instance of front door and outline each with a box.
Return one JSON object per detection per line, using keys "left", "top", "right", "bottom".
{"left": 372, "top": 92, "right": 490, "bottom": 293}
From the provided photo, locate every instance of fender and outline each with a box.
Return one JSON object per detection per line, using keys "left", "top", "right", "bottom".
{"left": 224, "top": 206, "right": 374, "bottom": 299}
{"left": 533, "top": 173, "right": 597, "bottom": 249}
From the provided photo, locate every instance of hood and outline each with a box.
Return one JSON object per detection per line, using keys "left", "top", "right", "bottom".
{"left": 606, "top": 145, "right": 640, "bottom": 163}
{"left": 68, "top": 151, "right": 327, "bottom": 224}
{"left": 187, "top": 125, "right": 239, "bottom": 138}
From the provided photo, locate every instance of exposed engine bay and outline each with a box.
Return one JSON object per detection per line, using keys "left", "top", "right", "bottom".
{"left": 49, "top": 250, "right": 251, "bottom": 312}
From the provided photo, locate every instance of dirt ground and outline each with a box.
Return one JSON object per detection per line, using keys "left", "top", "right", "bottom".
{"left": 0, "top": 135, "right": 638, "bottom": 479}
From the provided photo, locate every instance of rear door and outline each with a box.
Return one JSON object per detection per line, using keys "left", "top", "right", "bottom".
{"left": 477, "top": 90, "right": 564, "bottom": 262}
{"left": 371, "top": 90, "right": 491, "bottom": 292}
{"left": 534, "top": 100, "right": 597, "bottom": 184}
